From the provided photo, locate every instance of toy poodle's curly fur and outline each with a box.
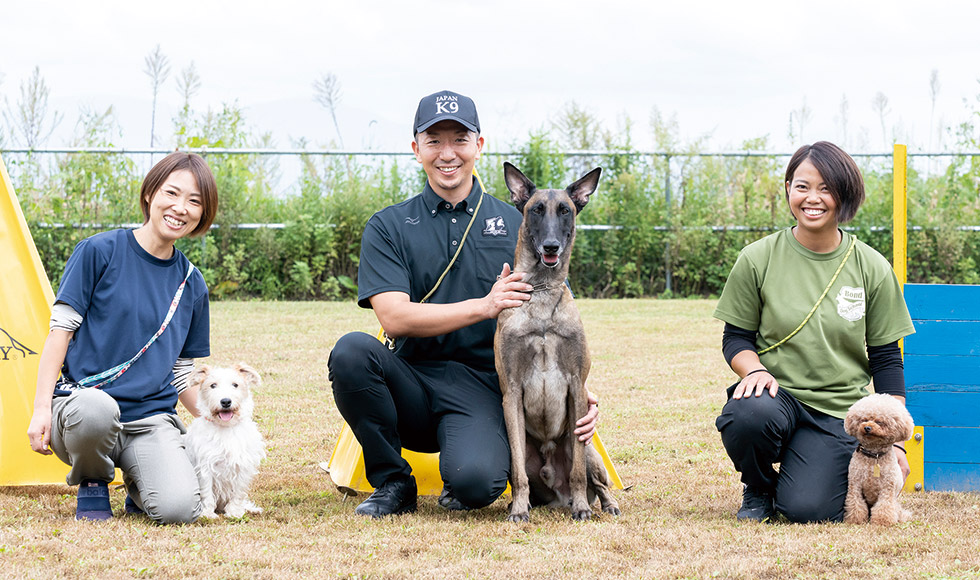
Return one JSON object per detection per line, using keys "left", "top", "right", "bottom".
{"left": 843, "top": 393, "right": 914, "bottom": 525}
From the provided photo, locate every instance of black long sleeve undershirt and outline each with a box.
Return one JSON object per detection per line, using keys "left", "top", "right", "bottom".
{"left": 721, "top": 322, "right": 906, "bottom": 397}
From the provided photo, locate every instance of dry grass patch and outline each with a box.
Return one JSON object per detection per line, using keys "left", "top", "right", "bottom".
{"left": 2, "top": 299, "right": 979, "bottom": 579}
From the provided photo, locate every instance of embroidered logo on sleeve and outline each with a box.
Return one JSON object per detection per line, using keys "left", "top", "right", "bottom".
{"left": 836, "top": 286, "right": 866, "bottom": 322}
{"left": 404, "top": 216, "right": 420, "bottom": 225}
{"left": 483, "top": 216, "right": 507, "bottom": 236}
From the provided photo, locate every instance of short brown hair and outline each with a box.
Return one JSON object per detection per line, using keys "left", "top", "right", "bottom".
{"left": 784, "top": 141, "right": 865, "bottom": 223}
{"left": 139, "top": 152, "right": 218, "bottom": 237}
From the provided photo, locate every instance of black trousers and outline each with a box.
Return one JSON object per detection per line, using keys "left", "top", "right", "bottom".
{"left": 715, "top": 384, "right": 858, "bottom": 523}
{"left": 328, "top": 332, "right": 510, "bottom": 509}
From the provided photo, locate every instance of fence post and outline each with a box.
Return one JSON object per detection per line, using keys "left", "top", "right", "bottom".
{"left": 664, "top": 153, "right": 672, "bottom": 295}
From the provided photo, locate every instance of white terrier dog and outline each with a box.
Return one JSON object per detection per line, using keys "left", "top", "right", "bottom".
{"left": 185, "top": 364, "right": 266, "bottom": 519}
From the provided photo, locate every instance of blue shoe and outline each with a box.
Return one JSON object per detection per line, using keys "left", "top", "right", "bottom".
{"left": 76, "top": 480, "right": 112, "bottom": 521}
{"left": 124, "top": 495, "right": 145, "bottom": 515}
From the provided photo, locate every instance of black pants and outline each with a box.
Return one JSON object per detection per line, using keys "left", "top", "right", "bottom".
{"left": 715, "top": 384, "right": 857, "bottom": 523}
{"left": 328, "top": 332, "right": 510, "bottom": 509}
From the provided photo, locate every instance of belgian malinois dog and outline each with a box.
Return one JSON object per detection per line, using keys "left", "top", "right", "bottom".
{"left": 495, "top": 162, "right": 621, "bottom": 522}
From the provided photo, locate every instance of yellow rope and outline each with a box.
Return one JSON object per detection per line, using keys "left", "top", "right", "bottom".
{"left": 758, "top": 236, "right": 857, "bottom": 355}
{"left": 419, "top": 170, "right": 485, "bottom": 304}
{"left": 379, "top": 169, "right": 488, "bottom": 346}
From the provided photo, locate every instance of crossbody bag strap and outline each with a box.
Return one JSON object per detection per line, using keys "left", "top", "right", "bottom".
{"left": 76, "top": 262, "right": 196, "bottom": 389}
{"left": 757, "top": 236, "right": 856, "bottom": 355}
{"left": 380, "top": 170, "right": 488, "bottom": 349}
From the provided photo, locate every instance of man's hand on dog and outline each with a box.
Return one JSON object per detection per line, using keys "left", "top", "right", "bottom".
{"left": 574, "top": 391, "right": 600, "bottom": 445}
{"left": 485, "top": 263, "right": 532, "bottom": 319}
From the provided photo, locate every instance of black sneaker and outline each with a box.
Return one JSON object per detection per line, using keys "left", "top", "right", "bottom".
{"left": 437, "top": 484, "right": 472, "bottom": 511}
{"left": 736, "top": 484, "right": 775, "bottom": 522}
{"left": 354, "top": 476, "right": 418, "bottom": 518}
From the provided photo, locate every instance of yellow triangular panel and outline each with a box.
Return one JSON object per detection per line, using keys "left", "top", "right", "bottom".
{"left": 327, "top": 413, "right": 624, "bottom": 495}
{"left": 0, "top": 155, "right": 124, "bottom": 486}
{"left": 0, "top": 153, "right": 66, "bottom": 485}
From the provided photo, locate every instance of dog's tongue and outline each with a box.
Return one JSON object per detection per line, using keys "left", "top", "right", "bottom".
{"left": 218, "top": 411, "right": 234, "bottom": 422}
{"left": 542, "top": 254, "right": 559, "bottom": 265}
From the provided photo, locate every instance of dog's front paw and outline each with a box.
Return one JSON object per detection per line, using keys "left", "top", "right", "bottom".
{"left": 507, "top": 511, "right": 530, "bottom": 523}
{"left": 200, "top": 511, "right": 218, "bottom": 519}
{"left": 603, "top": 505, "right": 621, "bottom": 517}
{"left": 244, "top": 499, "right": 262, "bottom": 515}
{"left": 224, "top": 506, "right": 246, "bottom": 518}
{"left": 571, "top": 508, "right": 594, "bottom": 521}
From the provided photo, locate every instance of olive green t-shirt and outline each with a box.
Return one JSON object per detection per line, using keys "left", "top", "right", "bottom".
{"left": 714, "top": 228, "right": 915, "bottom": 418}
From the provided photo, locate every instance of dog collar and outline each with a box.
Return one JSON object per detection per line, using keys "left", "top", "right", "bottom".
{"left": 857, "top": 445, "right": 887, "bottom": 459}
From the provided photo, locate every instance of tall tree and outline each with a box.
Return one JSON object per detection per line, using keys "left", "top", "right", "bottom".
{"left": 2, "top": 66, "right": 62, "bottom": 148}
{"left": 790, "top": 98, "right": 812, "bottom": 144}
{"left": 929, "top": 69, "right": 941, "bottom": 153}
{"left": 872, "top": 91, "right": 891, "bottom": 150}
{"left": 173, "top": 61, "right": 201, "bottom": 135}
{"left": 834, "top": 94, "right": 850, "bottom": 148}
{"left": 176, "top": 61, "right": 201, "bottom": 112}
{"left": 143, "top": 45, "right": 171, "bottom": 148}
{"left": 313, "top": 72, "right": 344, "bottom": 148}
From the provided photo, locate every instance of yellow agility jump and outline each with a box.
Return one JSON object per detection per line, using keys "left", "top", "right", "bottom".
{"left": 0, "top": 154, "right": 69, "bottom": 485}
{"left": 325, "top": 331, "right": 625, "bottom": 497}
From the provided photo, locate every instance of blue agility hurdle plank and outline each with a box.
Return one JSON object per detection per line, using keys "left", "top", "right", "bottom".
{"left": 904, "top": 320, "right": 980, "bottom": 356}
{"left": 905, "top": 284, "right": 980, "bottom": 321}
{"left": 906, "top": 391, "right": 980, "bottom": 428}
{"left": 924, "top": 462, "right": 980, "bottom": 492}
{"left": 904, "top": 354, "right": 980, "bottom": 389}
{"left": 921, "top": 427, "right": 980, "bottom": 463}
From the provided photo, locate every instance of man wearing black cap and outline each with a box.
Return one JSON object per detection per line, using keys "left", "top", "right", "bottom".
{"left": 328, "top": 90, "right": 599, "bottom": 518}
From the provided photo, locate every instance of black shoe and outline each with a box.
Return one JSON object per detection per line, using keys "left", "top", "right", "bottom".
{"left": 437, "top": 484, "right": 472, "bottom": 511}
{"left": 736, "top": 484, "right": 775, "bottom": 522}
{"left": 354, "top": 476, "right": 418, "bottom": 518}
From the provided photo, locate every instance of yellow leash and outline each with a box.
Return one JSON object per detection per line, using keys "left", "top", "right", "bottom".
{"left": 378, "top": 169, "right": 488, "bottom": 346}
{"left": 758, "top": 236, "right": 857, "bottom": 355}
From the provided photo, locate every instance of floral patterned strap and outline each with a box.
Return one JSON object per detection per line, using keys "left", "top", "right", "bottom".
{"left": 76, "top": 263, "right": 195, "bottom": 389}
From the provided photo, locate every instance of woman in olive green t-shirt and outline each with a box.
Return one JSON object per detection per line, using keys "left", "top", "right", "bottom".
{"left": 713, "top": 141, "right": 915, "bottom": 523}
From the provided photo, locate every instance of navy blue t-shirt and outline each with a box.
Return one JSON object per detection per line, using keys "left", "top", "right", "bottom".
{"left": 357, "top": 178, "right": 522, "bottom": 373}
{"left": 56, "top": 229, "right": 210, "bottom": 422}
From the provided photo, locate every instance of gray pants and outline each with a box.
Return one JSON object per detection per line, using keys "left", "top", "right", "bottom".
{"left": 50, "top": 389, "right": 201, "bottom": 524}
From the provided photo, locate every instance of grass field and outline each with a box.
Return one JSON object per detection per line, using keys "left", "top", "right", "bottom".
{"left": 2, "top": 299, "right": 979, "bottom": 579}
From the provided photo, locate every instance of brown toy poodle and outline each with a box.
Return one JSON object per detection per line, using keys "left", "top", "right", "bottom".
{"left": 843, "top": 393, "right": 914, "bottom": 525}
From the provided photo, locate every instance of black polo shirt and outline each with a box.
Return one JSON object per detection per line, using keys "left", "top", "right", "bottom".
{"left": 357, "top": 177, "right": 523, "bottom": 373}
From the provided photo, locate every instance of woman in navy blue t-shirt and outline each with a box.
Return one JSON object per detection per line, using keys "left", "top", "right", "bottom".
{"left": 27, "top": 152, "right": 218, "bottom": 523}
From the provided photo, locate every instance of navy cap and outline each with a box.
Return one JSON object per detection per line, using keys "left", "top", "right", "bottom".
{"left": 413, "top": 90, "right": 480, "bottom": 136}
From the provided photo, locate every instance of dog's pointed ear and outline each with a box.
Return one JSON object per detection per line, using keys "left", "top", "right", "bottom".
{"left": 566, "top": 167, "right": 601, "bottom": 213}
{"left": 503, "top": 162, "right": 536, "bottom": 214}
{"left": 189, "top": 365, "right": 210, "bottom": 390}
{"left": 233, "top": 363, "right": 262, "bottom": 388}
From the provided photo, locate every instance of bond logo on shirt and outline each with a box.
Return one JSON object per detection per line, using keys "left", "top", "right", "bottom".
{"left": 0, "top": 327, "right": 38, "bottom": 362}
{"left": 836, "top": 286, "right": 866, "bottom": 322}
{"left": 483, "top": 216, "right": 507, "bottom": 237}
{"left": 404, "top": 216, "right": 420, "bottom": 225}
